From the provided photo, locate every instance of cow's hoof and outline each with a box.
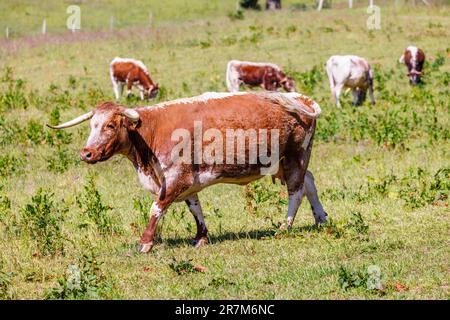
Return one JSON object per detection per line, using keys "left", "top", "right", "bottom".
{"left": 193, "top": 237, "right": 208, "bottom": 248}
{"left": 314, "top": 212, "right": 328, "bottom": 225}
{"left": 137, "top": 242, "right": 153, "bottom": 254}
{"left": 279, "top": 223, "right": 287, "bottom": 231}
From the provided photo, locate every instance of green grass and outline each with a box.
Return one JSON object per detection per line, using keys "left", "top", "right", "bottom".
{"left": 0, "top": 2, "right": 449, "bottom": 299}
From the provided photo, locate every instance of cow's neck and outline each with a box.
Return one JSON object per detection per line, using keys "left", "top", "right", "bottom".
{"left": 126, "top": 121, "right": 163, "bottom": 188}
{"left": 140, "top": 72, "right": 154, "bottom": 90}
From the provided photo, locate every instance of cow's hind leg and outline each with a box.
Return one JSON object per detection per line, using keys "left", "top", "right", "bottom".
{"left": 304, "top": 170, "right": 327, "bottom": 224}
{"left": 283, "top": 160, "right": 306, "bottom": 231}
{"left": 287, "top": 186, "right": 305, "bottom": 231}
{"left": 185, "top": 194, "right": 208, "bottom": 248}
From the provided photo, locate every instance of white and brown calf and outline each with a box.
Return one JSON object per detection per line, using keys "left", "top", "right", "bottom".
{"left": 110, "top": 57, "right": 159, "bottom": 101}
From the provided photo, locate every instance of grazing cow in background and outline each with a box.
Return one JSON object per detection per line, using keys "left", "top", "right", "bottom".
{"left": 326, "top": 55, "right": 375, "bottom": 108}
{"left": 47, "top": 91, "right": 327, "bottom": 254}
{"left": 399, "top": 46, "right": 425, "bottom": 85}
{"left": 226, "top": 60, "right": 296, "bottom": 93}
{"left": 110, "top": 57, "right": 159, "bottom": 101}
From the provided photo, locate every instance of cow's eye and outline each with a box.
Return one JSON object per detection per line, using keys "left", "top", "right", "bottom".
{"left": 107, "top": 124, "right": 115, "bottom": 129}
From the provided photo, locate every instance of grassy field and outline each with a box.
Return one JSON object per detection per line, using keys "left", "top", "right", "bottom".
{"left": 0, "top": 1, "right": 449, "bottom": 299}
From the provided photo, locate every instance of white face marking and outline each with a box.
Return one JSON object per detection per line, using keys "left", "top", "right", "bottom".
{"left": 86, "top": 112, "right": 111, "bottom": 147}
{"left": 407, "top": 46, "right": 419, "bottom": 69}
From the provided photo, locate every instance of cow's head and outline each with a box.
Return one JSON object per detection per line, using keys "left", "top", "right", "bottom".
{"left": 146, "top": 83, "right": 159, "bottom": 100}
{"left": 408, "top": 69, "right": 422, "bottom": 85}
{"left": 47, "top": 102, "right": 140, "bottom": 164}
{"left": 281, "top": 77, "right": 296, "bottom": 92}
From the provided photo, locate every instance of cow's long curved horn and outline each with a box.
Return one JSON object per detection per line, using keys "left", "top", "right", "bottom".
{"left": 46, "top": 111, "right": 93, "bottom": 129}
{"left": 122, "top": 109, "right": 140, "bottom": 122}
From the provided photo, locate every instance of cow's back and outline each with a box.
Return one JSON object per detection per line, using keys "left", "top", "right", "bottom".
{"left": 136, "top": 93, "right": 313, "bottom": 160}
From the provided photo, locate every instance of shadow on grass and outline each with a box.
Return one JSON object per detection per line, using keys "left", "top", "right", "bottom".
{"left": 161, "top": 224, "right": 320, "bottom": 248}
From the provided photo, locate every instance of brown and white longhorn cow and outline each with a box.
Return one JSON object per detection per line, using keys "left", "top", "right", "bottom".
{"left": 226, "top": 60, "right": 296, "bottom": 93}
{"left": 399, "top": 46, "right": 425, "bottom": 85}
{"left": 110, "top": 57, "right": 159, "bottom": 101}
{"left": 47, "top": 92, "right": 327, "bottom": 253}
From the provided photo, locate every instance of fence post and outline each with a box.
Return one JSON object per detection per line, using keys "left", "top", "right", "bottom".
{"left": 110, "top": 16, "right": 114, "bottom": 31}
{"left": 317, "top": 0, "right": 324, "bottom": 11}
{"left": 5, "top": 26, "right": 9, "bottom": 39}
{"left": 149, "top": 12, "right": 153, "bottom": 28}
{"left": 42, "top": 19, "right": 46, "bottom": 35}
{"left": 349, "top": 0, "right": 353, "bottom": 8}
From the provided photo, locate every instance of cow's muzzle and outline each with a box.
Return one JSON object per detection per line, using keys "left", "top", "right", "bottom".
{"left": 80, "top": 147, "right": 101, "bottom": 164}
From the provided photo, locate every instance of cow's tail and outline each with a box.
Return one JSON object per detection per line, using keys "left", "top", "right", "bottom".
{"left": 264, "top": 92, "right": 322, "bottom": 119}
{"left": 226, "top": 60, "right": 238, "bottom": 92}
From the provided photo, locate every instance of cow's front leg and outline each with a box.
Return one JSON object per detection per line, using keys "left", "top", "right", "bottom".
{"left": 118, "top": 82, "right": 124, "bottom": 98}
{"left": 112, "top": 79, "right": 121, "bottom": 101}
{"left": 352, "top": 89, "right": 359, "bottom": 106}
{"left": 333, "top": 83, "right": 344, "bottom": 108}
{"left": 185, "top": 195, "right": 208, "bottom": 248}
{"left": 125, "top": 79, "right": 133, "bottom": 98}
{"left": 138, "top": 201, "right": 168, "bottom": 253}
